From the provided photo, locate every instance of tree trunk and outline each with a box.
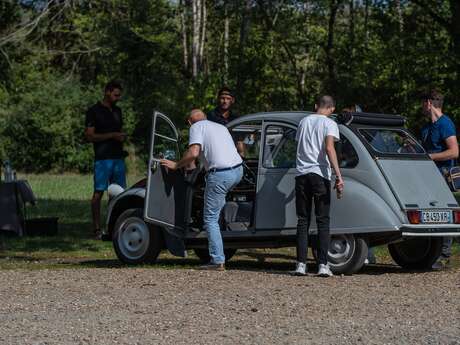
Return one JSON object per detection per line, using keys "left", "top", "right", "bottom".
{"left": 348, "top": 0, "right": 355, "bottom": 70}
{"left": 449, "top": 0, "right": 460, "bottom": 84}
{"left": 199, "top": 0, "right": 206, "bottom": 71}
{"left": 236, "top": 0, "right": 252, "bottom": 99}
{"left": 325, "top": 0, "right": 340, "bottom": 93}
{"left": 223, "top": 2, "right": 229, "bottom": 83}
{"left": 364, "top": 0, "right": 370, "bottom": 50}
{"left": 192, "top": 0, "right": 200, "bottom": 78}
{"left": 180, "top": 0, "right": 189, "bottom": 71}
{"left": 395, "top": 0, "right": 404, "bottom": 49}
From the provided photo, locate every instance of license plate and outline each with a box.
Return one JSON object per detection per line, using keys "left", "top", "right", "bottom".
{"left": 421, "top": 210, "right": 452, "bottom": 224}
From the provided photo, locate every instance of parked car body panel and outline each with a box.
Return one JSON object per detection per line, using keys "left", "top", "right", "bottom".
{"left": 105, "top": 111, "right": 460, "bottom": 256}
{"left": 377, "top": 159, "right": 458, "bottom": 209}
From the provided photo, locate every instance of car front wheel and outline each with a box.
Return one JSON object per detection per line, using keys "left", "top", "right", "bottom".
{"left": 113, "top": 208, "right": 164, "bottom": 264}
{"left": 388, "top": 237, "right": 442, "bottom": 270}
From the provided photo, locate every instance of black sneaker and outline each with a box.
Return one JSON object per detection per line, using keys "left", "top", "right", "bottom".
{"left": 198, "top": 263, "right": 225, "bottom": 271}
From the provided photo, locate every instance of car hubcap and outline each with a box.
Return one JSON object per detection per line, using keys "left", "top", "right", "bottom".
{"left": 118, "top": 217, "right": 150, "bottom": 260}
{"left": 328, "top": 234, "right": 355, "bottom": 266}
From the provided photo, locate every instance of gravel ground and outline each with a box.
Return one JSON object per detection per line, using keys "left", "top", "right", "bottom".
{"left": 0, "top": 264, "right": 459, "bottom": 345}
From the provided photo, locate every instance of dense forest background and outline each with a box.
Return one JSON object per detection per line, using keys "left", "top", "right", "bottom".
{"left": 0, "top": 0, "right": 459, "bottom": 172}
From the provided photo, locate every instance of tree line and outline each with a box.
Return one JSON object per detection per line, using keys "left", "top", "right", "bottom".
{"left": 0, "top": 0, "right": 458, "bottom": 172}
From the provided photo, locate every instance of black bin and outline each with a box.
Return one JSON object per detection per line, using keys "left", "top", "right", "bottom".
{"left": 25, "top": 217, "right": 58, "bottom": 236}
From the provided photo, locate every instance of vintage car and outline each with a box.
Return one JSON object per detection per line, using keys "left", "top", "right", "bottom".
{"left": 103, "top": 111, "right": 460, "bottom": 274}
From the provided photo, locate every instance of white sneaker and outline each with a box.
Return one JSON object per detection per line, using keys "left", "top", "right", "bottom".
{"left": 292, "top": 262, "right": 307, "bottom": 276}
{"left": 317, "top": 264, "right": 333, "bottom": 277}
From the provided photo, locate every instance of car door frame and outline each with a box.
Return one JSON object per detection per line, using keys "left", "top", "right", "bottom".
{"left": 254, "top": 121, "right": 298, "bottom": 231}
{"left": 144, "top": 111, "right": 187, "bottom": 235}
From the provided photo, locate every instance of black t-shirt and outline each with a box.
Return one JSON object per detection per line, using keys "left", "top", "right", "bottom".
{"left": 85, "top": 102, "right": 124, "bottom": 160}
{"left": 207, "top": 107, "right": 237, "bottom": 126}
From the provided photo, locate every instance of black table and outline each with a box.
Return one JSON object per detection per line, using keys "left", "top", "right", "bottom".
{"left": 0, "top": 180, "right": 36, "bottom": 236}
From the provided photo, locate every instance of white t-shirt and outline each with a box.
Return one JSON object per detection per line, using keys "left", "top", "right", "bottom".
{"left": 296, "top": 114, "right": 340, "bottom": 180}
{"left": 189, "top": 120, "right": 242, "bottom": 171}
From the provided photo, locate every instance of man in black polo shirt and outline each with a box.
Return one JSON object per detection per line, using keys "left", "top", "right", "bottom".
{"left": 85, "top": 80, "right": 127, "bottom": 238}
{"left": 207, "top": 86, "right": 247, "bottom": 156}
{"left": 207, "top": 87, "right": 237, "bottom": 125}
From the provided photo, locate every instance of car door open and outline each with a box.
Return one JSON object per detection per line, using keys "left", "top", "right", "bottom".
{"left": 144, "top": 111, "right": 188, "bottom": 236}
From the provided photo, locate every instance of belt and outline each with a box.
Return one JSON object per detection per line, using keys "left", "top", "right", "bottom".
{"left": 208, "top": 163, "right": 242, "bottom": 173}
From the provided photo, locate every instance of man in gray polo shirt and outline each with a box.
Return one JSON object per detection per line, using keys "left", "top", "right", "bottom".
{"left": 293, "top": 95, "right": 344, "bottom": 277}
{"left": 160, "top": 109, "right": 243, "bottom": 270}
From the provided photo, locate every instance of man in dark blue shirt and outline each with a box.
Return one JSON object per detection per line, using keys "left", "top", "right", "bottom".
{"left": 420, "top": 89, "right": 458, "bottom": 269}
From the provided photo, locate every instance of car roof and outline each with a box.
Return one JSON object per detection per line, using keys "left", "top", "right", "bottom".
{"left": 227, "top": 111, "right": 405, "bottom": 128}
{"left": 227, "top": 111, "right": 316, "bottom": 127}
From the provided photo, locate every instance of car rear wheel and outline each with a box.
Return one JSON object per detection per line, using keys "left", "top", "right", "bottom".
{"left": 193, "top": 248, "right": 237, "bottom": 263}
{"left": 113, "top": 208, "right": 164, "bottom": 264}
{"left": 313, "top": 234, "right": 368, "bottom": 274}
{"left": 388, "top": 237, "right": 442, "bottom": 270}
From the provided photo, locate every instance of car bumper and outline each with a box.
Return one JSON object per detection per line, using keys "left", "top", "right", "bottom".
{"left": 400, "top": 224, "right": 460, "bottom": 236}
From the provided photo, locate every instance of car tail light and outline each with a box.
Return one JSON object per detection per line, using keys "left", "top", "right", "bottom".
{"left": 407, "top": 210, "right": 421, "bottom": 224}
{"left": 454, "top": 211, "right": 460, "bottom": 224}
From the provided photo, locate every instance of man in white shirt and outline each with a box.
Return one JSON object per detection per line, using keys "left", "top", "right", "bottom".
{"left": 293, "top": 95, "right": 344, "bottom": 277}
{"left": 160, "top": 109, "right": 243, "bottom": 270}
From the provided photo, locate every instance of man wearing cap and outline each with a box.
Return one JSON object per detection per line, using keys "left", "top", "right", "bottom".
{"left": 207, "top": 87, "right": 238, "bottom": 125}
{"left": 160, "top": 109, "right": 243, "bottom": 270}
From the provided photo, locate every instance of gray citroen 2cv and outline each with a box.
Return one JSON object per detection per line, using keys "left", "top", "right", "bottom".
{"left": 103, "top": 111, "right": 460, "bottom": 274}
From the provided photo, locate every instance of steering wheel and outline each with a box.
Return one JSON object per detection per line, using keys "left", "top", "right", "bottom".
{"left": 242, "top": 160, "right": 257, "bottom": 185}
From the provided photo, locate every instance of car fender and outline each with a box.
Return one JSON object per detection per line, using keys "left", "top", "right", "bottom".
{"left": 105, "top": 187, "right": 146, "bottom": 235}
{"left": 329, "top": 179, "right": 403, "bottom": 234}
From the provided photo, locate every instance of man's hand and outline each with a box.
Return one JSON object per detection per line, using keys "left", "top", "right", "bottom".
{"left": 160, "top": 159, "right": 178, "bottom": 170}
{"left": 112, "top": 132, "right": 127, "bottom": 142}
{"left": 334, "top": 176, "right": 344, "bottom": 199}
{"left": 335, "top": 176, "right": 344, "bottom": 189}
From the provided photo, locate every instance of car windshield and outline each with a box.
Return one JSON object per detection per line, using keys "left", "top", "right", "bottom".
{"left": 359, "top": 128, "right": 425, "bottom": 155}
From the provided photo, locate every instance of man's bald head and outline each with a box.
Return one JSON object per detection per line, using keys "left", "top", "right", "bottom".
{"left": 315, "top": 95, "right": 335, "bottom": 116}
{"left": 188, "top": 109, "right": 207, "bottom": 124}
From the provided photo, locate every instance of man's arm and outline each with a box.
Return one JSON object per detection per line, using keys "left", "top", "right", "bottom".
{"left": 429, "top": 136, "right": 459, "bottom": 161}
{"left": 325, "top": 136, "right": 344, "bottom": 191}
{"left": 160, "top": 144, "right": 201, "bottom": 170}
{"left": 85, "top": 127, "right": 126, "bottom": 143}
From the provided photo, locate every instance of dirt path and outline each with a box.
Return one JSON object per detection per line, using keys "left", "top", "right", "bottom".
{"left": 0, "top": 265, "right": 459, "bottom": 345}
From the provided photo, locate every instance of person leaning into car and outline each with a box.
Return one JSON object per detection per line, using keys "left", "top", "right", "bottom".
{"left": 85, "top": 80, "right": 127, "bottom": 239}
{"left": 160, "top": 109, "right": 243, "bottom": 271}
{"left": 420, "top": 89, "right": 459, "bottom": 270}
{"left": 293, "top": 95, "right": 344, "bottom": 277}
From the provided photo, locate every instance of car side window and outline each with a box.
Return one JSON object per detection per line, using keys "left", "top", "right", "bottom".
{"left": 153, "top": 116, "right": 179, "bottom": 160}
{"left": 335, "top": 134, "right": 359, "bottom": 169}
{"left": 230, "top": 121, "right": 262, "bottom": 160}
{"left": 263, "top": 125, "right": 297, "bottom": 168}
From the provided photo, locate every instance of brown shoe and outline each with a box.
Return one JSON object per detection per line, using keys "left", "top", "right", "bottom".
{"left": 198, "top": 263, "right": 225, "bottom": 271}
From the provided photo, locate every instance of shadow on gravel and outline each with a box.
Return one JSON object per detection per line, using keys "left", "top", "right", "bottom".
{"left": 78, "top": 257, "right": 431, "bottom": 276}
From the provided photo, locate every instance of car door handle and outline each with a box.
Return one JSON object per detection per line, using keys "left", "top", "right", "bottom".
{"left": 150, "top": 159, "right": 160, "bottom": 172}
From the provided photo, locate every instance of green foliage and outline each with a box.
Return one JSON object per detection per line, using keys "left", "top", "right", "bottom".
{"left": 0, "top": 65, "right": 136, "bottom": 172}
{"left": 0, "top": 0, "right": 459, "bottom": 172}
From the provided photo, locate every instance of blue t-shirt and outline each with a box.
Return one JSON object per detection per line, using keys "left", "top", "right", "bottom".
{"left": 421, "top": 114, "right": 457, "bottom": 169}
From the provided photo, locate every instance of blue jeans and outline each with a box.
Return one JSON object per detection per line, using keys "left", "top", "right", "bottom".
{"left": 203, "top": 166, "right": 243, "bottom": 264}
{"left": 94, "top": 159, "right": 126, "bottom": 191}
